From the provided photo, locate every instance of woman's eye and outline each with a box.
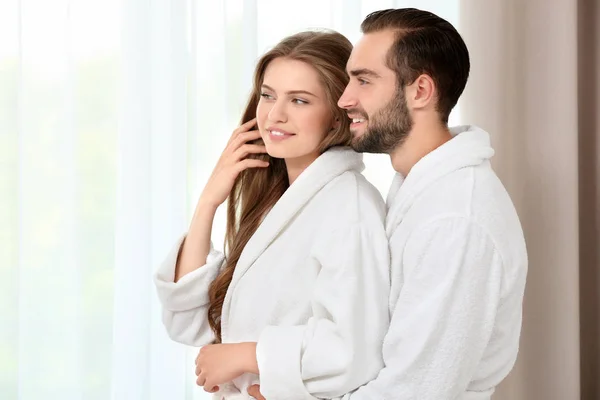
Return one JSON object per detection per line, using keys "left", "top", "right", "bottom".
{"left": 292, "top": 98, "right": 308, "bottom": 105}
{"left": 260, "top": 93, "right": 273, "bottom": 99}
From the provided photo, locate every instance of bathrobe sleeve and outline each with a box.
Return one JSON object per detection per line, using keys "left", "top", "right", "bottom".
{"left": 347, "top": 216, "right": 505, "bottom": 400}
{"left": 154, "top": 234, "right": 225, "bottom": 346}
{"left": 256, "top": 223, "right": 390, "bottom": 399}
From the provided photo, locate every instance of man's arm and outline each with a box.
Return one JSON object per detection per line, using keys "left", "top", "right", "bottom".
{"left": 349, "top": 216, "right": 504, "bottom": 400}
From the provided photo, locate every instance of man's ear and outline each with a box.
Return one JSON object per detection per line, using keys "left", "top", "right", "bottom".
{"left": 406, "top": 74, "right": 436, "bottom": 110}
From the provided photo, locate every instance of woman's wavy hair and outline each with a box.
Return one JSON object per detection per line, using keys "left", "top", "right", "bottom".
{"left": 207, "top": 30, "right": 353, "bottom": 343}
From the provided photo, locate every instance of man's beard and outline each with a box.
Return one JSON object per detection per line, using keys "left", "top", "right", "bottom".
{"left": 350, "top": 88, "right": 413, "bottom": 154}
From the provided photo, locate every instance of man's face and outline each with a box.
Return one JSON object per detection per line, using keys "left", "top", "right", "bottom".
{"left": 338, "top": 30, "right": 413, "bottom": 154}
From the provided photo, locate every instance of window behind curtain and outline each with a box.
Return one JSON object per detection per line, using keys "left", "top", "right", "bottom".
{"left": 0, "top": 1, "right": 459, "bottom": 399}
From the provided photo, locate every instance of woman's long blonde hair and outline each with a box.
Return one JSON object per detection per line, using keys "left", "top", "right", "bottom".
{"left": 207, "top": 31, "right": 353, "bottom": 343}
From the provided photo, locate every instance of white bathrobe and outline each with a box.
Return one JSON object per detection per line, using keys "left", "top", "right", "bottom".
{"left": 155, "top": 147, "right": 391, "bottom": 400}
{"left": 346, "top": 126, "right": 528, "bottom": 400}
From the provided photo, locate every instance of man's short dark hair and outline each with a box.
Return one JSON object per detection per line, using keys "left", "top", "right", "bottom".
{"left": 361, "top": 8, "right": 470, "bottom": 123}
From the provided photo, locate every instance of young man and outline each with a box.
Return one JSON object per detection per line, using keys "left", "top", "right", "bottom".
{"left": 251, "top": 8, "right": 528, "bottom": 400}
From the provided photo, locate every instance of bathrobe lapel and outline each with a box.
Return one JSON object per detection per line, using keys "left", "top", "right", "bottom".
{"left": 220, "top": 147, "right": 364, "bottom": 339}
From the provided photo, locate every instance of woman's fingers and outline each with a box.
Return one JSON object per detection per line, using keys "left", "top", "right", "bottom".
{"left": 233, "top": 144, "right": 267, "bottom": 160}
{"left": 233, "top": 158, "right": 270, "bottom": 174}
{"left": 228, "top": 118, "right": 258, "bottom": 144}
{"left": 204, "top": 385, "right": 219, "bottom": 393}
{"left": 196, "top": 371, "right": 206, "bottom": 387}
{"left": 230, "top": 129, "right": 262, "bottom": 150}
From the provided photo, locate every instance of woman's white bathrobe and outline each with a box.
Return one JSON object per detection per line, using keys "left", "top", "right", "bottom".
{"left": 154, "top": 147, "right": 391, "bottom": 400}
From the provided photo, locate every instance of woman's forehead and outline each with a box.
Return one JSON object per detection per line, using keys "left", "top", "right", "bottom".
{"left": 262, "top": 58, "right": 325, "bottom": 96}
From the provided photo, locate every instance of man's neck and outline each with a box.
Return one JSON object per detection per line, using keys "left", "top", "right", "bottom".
{"left": 390, "top": 120, "right": 452, "bottom": 177}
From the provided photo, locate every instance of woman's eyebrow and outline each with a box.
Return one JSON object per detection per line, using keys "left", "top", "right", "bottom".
{"left": 261, "top": 84, "right": 317, "bottom": 97}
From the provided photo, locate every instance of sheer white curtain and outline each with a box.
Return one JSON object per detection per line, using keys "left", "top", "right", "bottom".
{"left": 0, "top": 1, "right": 458, "bottom": 399}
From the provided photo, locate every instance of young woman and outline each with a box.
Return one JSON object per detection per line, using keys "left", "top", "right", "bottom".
{"left": 155, "top": 31, "right": 390, "bottom": 400}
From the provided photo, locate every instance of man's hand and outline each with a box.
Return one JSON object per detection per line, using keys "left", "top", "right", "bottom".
{"left": 247, "top": 384, "right": 266, "bottom": 400}
{"left": 195, "top": 342, "right": 258, "bottom": 392}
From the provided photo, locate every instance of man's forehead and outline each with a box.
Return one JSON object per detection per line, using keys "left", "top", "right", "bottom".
{"left": 348, "top": 31, "right": 396, "bottom": 71}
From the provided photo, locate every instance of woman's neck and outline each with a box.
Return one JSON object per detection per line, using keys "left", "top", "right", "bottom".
{"left": 284, "top": 151, "right": 320, "bottom": 184}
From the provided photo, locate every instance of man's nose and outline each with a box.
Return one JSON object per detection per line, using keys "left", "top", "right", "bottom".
{"left": 337, "top": 86, "right": 357, "bottom": 109}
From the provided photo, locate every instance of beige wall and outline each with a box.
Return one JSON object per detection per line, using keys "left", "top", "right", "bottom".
{"left": 460, "top": 0, "right": 599, "bottom": 398}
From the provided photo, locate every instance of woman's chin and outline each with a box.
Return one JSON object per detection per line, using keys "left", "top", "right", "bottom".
{"left": 264, "top": 147, "right": 288, "bottom": 160}
{"left": 264, "top": 144, "right": 319, "bottom": 164}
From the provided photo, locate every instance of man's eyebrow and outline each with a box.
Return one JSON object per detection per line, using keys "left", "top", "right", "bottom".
{"left": 261, "top": 84, "right": 317, "bottom": 97}
{"left": 348, "top": 68, "right": 382, "bottom": 78}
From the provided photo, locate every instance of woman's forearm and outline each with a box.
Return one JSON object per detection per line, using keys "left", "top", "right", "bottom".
{"left": 174, "top": 199, "right": 219, "bottom": 282}
{"left": 241, "top": 342, "right": 259, "bottom": 375}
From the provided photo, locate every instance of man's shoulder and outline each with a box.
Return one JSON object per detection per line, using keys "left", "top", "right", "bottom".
{"left": 387, "top": 165, "right": 526, "bottom": 276}
{"left": 388, "top": 165, "right": 522, "bottom": 241}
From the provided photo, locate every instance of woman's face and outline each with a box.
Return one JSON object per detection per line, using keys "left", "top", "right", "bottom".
{"left": 256, "top": 58, "right": 335, "bottom": 164}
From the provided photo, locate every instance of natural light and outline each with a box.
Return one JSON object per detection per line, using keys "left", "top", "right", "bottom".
{"left": 1, "top": 1, "right": 459, "bottom": 399}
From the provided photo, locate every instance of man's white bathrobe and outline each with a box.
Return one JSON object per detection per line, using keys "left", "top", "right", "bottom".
{"left": 155, "top": 147, "right": 391, "bottom": 400}
{"left": 346, "top": 126, "right": 528, "bottom": 400}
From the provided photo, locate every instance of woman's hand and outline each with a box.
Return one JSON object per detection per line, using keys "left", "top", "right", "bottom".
{"left": 247, "top": 384, "right": 266, "bottom": 399}
{"left": 195, "top": 342, "right": 259, "bottom": 392}
{"left": 200, "top": 118, "right": 269, "bottom": 208}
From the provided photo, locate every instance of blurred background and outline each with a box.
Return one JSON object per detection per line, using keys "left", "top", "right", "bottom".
{"left": 0, "top": 0, "right": 597, "bottom": 399}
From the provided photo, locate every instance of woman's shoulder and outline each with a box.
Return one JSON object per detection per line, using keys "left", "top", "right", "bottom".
{"left": 318, "top": 170, "right": 386, "bottom": 226}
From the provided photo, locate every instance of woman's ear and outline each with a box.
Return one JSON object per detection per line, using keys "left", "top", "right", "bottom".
{"left": 332, "top": 117, "right": 341, "bottom": 130}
